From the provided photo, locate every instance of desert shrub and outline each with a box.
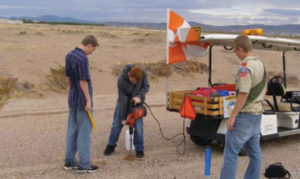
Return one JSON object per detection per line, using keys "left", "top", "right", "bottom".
{"left": 19, "top": 31, "right": 27, "bottom": 35}
{"left": 172, "top": 60, "right": 209, "bottom": 74}
{"left": 0, "top": 77, "right": 35, "bottom": 109}
{"left": 144, "top": 32, "right": 152, "bottom": 37}
{"left": 111, "top": 60, "right": 208, "bottom": 80}
{"left": 133, "top": 36, "right": 162, "bottom": 43}
{"left": 0, "top": 80, "right": 10, "bottom": 109}
{"left": 46, "top": 65, "right": 68, "bottom": 93}
{"left": 287, "top": 75, "right": 300, "bottom": 85}
{"left": 35, "top": 31, "right": 44, "bottom": 35}
{"left": 0, "top": 82, "right": 11, "bottom": 105}
{"left": 133, "top": 38, "right": 146, "bottom": 42}
{"left": 98, "top": 31, "right": 117, "bottom": 38}
{"left": 131, "top": 32, "right": 141, "bottom": 36}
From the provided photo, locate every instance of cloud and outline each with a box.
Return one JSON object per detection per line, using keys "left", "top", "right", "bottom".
{"left": 0, "top": 5, "right": 48, "bottom": 10}
{"left": 264, "top": 9, "right": 300, "bottom": 16}
{"left": 0, "top": 0, "right": 300, "bottom": 25}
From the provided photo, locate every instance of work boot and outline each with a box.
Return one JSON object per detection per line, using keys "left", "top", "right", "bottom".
{"left": 136, "top": 151, "right": 144, "bottom": 158}
{"left": 104, "top": 145, "right": 116, "bottom": 156}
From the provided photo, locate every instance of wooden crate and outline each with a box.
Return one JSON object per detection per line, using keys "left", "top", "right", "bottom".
{"left": 168, "top": 90, "right": 224, "bottom": 116}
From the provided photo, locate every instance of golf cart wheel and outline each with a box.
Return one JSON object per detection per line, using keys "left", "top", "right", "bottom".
{"left": 190, "top": 135, "right": 212, "bottom": 146}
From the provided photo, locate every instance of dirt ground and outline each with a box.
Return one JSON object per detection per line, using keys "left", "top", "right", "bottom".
{"left": 0, "top": 23, "right": 300, "bottom": 178}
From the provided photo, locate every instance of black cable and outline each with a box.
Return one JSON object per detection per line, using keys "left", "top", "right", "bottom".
{"left": 144, "top": 102, "right": 186, "bottom": 155}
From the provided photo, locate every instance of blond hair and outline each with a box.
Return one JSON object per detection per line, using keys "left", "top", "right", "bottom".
{"left": 233, "top": 35, "right": 253, "bottom": 53}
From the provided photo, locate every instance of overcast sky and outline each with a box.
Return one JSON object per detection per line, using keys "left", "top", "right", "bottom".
{"left": 0, "top": 0, "right": 299, "bottom": 25}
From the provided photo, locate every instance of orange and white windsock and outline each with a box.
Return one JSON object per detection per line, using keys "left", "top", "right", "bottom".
{"left": 167, "top": 9, "right": 209, "bottom": 64}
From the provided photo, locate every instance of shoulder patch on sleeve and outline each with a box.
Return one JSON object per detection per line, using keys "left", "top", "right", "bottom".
{"left": 239, "top": 67, "right": 250, "bottom": 77}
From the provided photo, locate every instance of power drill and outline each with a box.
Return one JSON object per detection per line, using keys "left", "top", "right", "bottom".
{"left": 125, "top": 101, "right": 147, "bottom": 156}
{"left": 127, "top": 104, "right": 147, "bottom": 128}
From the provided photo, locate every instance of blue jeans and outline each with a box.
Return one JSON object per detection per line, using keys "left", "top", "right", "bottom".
{"left": 107, "top": 102, "right": 144, "bottom": 151}
{"left": 220, "top": 113, "right": 262, "bottom": 179}
{"left": 65, "top": 107, "right": 92, "bottom": 169}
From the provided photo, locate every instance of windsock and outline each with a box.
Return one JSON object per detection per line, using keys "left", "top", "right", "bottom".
{"left": 167, "top": 9, "right": 209, "bottom": 64}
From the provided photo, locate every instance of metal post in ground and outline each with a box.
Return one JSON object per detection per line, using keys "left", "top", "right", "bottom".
{"left": 204, "top": 146, "right": 211, "bottom": 178}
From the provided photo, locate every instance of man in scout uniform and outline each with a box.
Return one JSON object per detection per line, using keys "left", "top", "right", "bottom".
{"left": 220, "top": 35, "right": 266, "bottom": 179}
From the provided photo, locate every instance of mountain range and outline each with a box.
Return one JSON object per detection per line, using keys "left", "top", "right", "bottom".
{"left": 5, "top": 15, "right": 300, "bottom": 36}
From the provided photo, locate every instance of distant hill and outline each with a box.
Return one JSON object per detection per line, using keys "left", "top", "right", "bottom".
{"left": 5, "top": 15, "right": 300, "bottom": 36}
{"left": 0, "top": 18, "right": 22, "bottom": 24}
{"left": 105, "top": 22, "right": 300, "bottom": 36}
{"left": 189, "top": 22, "right": 300, "bottom": 36}
{"left": 9, "top": 15, "right": 98, "bottom": 24}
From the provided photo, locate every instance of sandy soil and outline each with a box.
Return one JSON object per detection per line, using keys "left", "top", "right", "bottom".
{"left": 0, "top": 23, "right": 300, "bottom": 178}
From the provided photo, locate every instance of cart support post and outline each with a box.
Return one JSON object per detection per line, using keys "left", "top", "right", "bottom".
{"left": 208, "top": 45, "right": 213, "bottom": 87}
{"left": 282, "top": 51, "right": 287, "bottom": 88}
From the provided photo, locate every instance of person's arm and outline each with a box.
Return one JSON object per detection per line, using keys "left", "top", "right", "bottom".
{"left": 133, "top": 71, "right": 150, "bottom": 104}
{"left": 80, "top": 80, "right": 91, "bottom": 112}
{"left": 65, "top": 76, "right": 70, "bottom": 89}
{"left": 118, "top": 80, "right": 130, "bottom": 122}
{"left": 227, "top": 92, "right": 249, "bottom": 131}
{"left": 65, "top": 54, "right": 71, "bottom": 89}
{"left": 76, "top": 56, "right": 92, "bottom": 112}
{"left": 227, "top": 65, "right": 252, "bottom": 131}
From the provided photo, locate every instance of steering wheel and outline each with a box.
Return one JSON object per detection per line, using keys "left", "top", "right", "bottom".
{"left": 269, "top": 75, "right": 284, "bottom": 84}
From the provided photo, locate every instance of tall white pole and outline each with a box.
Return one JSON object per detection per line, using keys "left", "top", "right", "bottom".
{"left": 166, "top": 9, "right": 170, "bottom": 108}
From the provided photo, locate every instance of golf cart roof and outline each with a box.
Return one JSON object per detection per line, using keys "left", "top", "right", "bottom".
{"left": 201, "top": 34, "right": 300, "bottom": 52}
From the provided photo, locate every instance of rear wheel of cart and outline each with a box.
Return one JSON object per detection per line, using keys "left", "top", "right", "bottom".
{"left": 190, "top": 135, "right": 212, "bottom": 146}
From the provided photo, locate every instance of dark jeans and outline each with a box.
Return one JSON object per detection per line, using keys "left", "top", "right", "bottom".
{"left": 107, "top": 102, "right": 144, "bottom": 151}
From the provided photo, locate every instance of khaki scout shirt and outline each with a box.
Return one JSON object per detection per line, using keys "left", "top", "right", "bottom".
{"left": 235, "top": 56, "right": 266, "bottom": 114}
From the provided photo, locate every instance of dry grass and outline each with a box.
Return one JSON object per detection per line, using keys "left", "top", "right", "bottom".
{"left": 98, "top": 31, "right": 118, "bottom": 38}
{"left": 0, "top": 77, "right": 35, "bottom": 109}
{"left": 18, "top": 30, "right": 44, "bottom": 36}
{"left": 111, "top": 60, "right": 208, "bottom": 80}
{"left": 53, "top": 28, "right": 85, "bottom": 34}
{"left": 46, "top": 65, "right": 68, "bottom": 93}
{"left": 35, "top": 31, "right": 44, "bottom": 36}
{"left": 0, "top": 78, "right": 12, "bottom": 109}
{"left": 286, "top": 75, "right": 300, "bottom": 85}
{"left": 133, "top": 38, "right": 146, "bottom": 43}
{"left": 132, "top": 33, "right": 163, "bottom": 43}
{"left": 18, "top": 31, "right": 27, "bottom": 35}
{"left": 172, "top": 60, "right": 209, "bottom": 74}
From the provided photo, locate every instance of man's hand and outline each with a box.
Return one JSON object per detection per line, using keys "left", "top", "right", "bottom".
{"left": 226, "top": 92, "right": 248, "bottom": 131}
{"left": 132, "top": 96, "right": 141, "bottom": 105}
{"left": 85, "top": 100, "right": 91, "bottom": 112}
{"left": 227, "top": 116, "right": 236, "bottom": 131}
{"left": 121, "top": 120, "right": 127, "bottom": 125}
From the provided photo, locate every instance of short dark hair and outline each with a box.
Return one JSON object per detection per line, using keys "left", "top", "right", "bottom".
{"left": 233, "top": 35, "right": 253, "bottom": 53}
{"left": 81, "top": 35, "right": 99, "bottom": 47}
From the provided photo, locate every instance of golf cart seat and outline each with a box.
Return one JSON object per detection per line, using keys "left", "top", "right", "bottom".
{"left": 265, "top": 76, "right": 300, "bottom": 112}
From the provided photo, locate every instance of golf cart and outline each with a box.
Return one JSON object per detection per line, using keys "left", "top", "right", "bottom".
{"left": 167, "top": 33, "right": 300, "bottom": 146}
